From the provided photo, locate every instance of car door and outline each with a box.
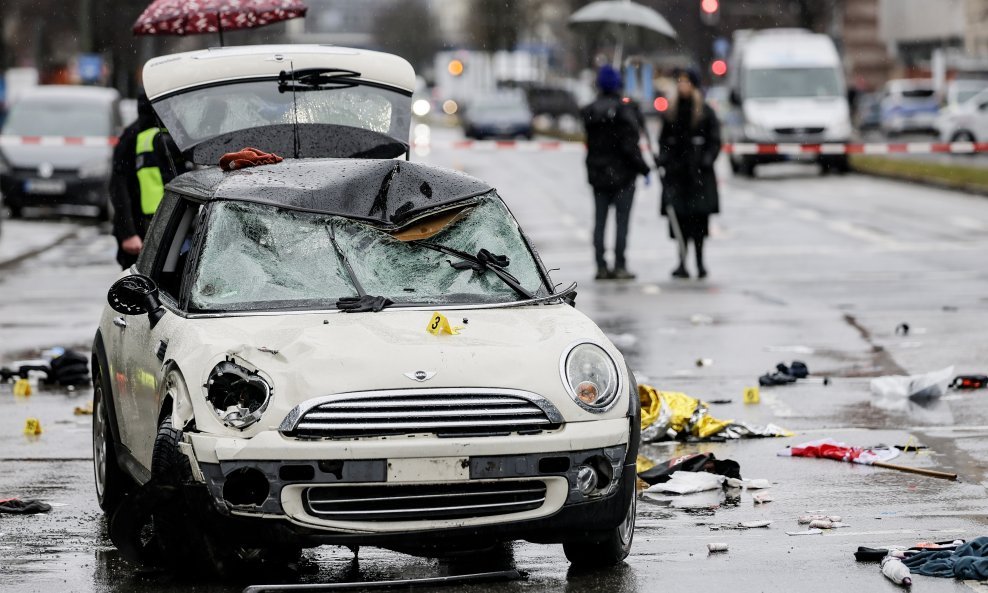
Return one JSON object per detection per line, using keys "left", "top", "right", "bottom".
{"left": 117, "top": 196, "right": 201, "bottom": 469}
{"left": 973, "top": 101, "right": 988, "bottom": 142}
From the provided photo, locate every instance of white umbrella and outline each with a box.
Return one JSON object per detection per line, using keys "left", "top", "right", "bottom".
{"left": 569, "top": 0, "right": 677, "bottom": 65}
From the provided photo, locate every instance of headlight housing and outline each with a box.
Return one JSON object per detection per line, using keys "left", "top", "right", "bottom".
{"left": 204, "top": 360, "right": 272, "bottom": 430}
{"left": 561, "top": 343, "right": 619, "bottom": 412}
{"left": 744, "top": 122, "right": 771, "bottom": 141}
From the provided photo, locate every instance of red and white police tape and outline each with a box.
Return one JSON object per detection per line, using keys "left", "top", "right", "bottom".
{"left": 413, "top": 139, "right": 988, "bottom": 155}
{"left": 0, "top": 135, "right": 118, "bottom": 148}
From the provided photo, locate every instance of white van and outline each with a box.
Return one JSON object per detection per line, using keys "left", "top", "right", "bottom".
{"left": 726, "top": 29, "right": 852, "bottom": 176}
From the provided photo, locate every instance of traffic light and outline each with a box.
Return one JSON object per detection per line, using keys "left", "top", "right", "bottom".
{"left": 701, "top": 0, "right": 720, "bottom": 25}
{"left": 711, "top": 59, "right": 727, "bottom": 77}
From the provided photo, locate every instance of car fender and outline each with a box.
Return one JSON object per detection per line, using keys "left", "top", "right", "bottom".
{"left": 159, "top": 362, "right": 195, "bottom": 431}
{"left": 92, "top": 331, "right": 123, "bottom": 446}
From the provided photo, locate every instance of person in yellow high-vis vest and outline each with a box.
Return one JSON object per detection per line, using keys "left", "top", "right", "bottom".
{"left": 110, "top": 93, "right": 186, "bottom": 269}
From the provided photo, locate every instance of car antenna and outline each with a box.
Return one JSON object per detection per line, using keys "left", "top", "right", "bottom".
{"left": 289, "top": 61, "right": 301, "bottom": 159}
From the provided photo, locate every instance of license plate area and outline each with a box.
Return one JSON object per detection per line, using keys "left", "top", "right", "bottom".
{"left": 24, "top": 179, "right": 67, "bottom": 194}
{"left": 387, "top": 457, "right": 469, "bottom": 483}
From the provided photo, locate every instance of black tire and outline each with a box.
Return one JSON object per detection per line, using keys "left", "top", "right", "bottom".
{"left": 7, "top": 204, "right": 22, "bottom": 219}
{"left": 152, "top": 414, "right": 301, "bottom": 577}
{"left": 563, "top": 492, "right": 636, "bottom": 568}
{"left": 92, "top": 358, "right": 131, "bottom": 512}
{"left": 729, "top": 157, "right": 740, "bottom": 174}
{"left": 737, "top": 157, "right": 756, "bottom": 177}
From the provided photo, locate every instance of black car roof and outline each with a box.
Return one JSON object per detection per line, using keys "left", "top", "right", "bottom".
{"left": 168, "top": 159, "right": 493, "bottom": 229}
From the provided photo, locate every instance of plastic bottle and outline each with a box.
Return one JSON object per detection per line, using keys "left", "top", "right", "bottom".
{"left": 881, "top": 555, "right": 912, "bottom": 587}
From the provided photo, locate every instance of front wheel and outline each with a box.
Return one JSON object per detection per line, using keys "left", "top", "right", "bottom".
{"left": 563, "top": 492, "right": 636, "bottom": 568}
{"left": 92, "top": 357, "right": 131, "bottom": 512}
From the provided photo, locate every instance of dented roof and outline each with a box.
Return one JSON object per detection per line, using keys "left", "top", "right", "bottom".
{"left": 168, "top": 159, "right": 493, "bottom": 229}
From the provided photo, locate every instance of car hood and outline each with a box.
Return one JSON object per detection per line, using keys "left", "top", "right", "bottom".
{"left": 164, "top": 304, "right": 630, "bottom": 433}
{"left": 0, "top": 140, "right": 111, "bottom": 170}
{"left": 744, "top": 97, "right": 849, "bottom": 128}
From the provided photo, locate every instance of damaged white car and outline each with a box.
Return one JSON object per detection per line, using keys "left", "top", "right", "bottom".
{"left": 92, "top": 45, "right": 639, "bottom": 575}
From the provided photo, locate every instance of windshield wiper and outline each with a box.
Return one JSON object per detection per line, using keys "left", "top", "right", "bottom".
{"left": 279, "top": 68, "right": 360, "bottom": 93}
{"left": 414, "top": 241, "right": 535, "bottom": 301}
{"left": 326, "top": 224, "right": 393, "bottom": 313}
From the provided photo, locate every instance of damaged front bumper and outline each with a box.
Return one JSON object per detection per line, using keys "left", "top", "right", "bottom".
{"left": 179, "top": 419, "right": 633, "bottom": 547}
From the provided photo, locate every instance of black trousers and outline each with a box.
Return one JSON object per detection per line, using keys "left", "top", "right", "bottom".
{"left": 593, "top": 183, "right": 635, "bottom": 269}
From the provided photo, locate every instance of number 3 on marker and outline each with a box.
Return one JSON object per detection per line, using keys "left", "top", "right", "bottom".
{"left": 431, "top": 315, "right": 441, "bottom": 330}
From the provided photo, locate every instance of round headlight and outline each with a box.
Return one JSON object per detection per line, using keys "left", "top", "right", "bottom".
{"left": 562, "top": 343, "right": 619, "bottom": 411}
{"left": 205, "top": 361, "right": 272, "bottom": 430}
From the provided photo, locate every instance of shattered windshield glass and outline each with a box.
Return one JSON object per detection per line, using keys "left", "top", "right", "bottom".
{"left": 190, "top": 193, "right": 548, "bottom": 312}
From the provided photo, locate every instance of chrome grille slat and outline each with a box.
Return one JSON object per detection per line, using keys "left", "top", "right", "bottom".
{"left": 284, "top": 389, "right": 562, "bottom": 438}
{"left": 308, "top": 487, "right": 546, "bottom": 505}
{"left": 304, "top": 480, "right": 548, "bottom": 521}
{"left": 303, "top": 407, "right": 543, "bottom": 420}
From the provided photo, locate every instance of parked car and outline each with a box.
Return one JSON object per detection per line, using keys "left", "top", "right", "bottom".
{"left": 461, "top": 92, "right": 534, "bottom": 139}
{"left": 93, "top": 45, "right": 639, "bottom": 576}
{"left": 936, "top": 86, "right": 988, "bottom": 143}
{"left": 880, "top": 79, "right": 939, "bottom": 136}
{"left": 725, "top": 29, "right": 852, "bottom": 176}
{"left": 0, "top": 85, "right": 120, "bottom": 218}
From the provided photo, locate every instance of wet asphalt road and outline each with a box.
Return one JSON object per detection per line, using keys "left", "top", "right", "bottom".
{"left": 1, "top": 125, "right": 988, "bottom": 592}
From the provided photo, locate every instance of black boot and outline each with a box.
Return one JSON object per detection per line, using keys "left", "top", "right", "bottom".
{"left": 695, "top": 237, "right": 707, "bottom": 279}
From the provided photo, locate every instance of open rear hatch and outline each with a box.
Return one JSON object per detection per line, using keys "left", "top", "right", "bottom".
{"left": 141, "top": 45, "right": 415, "bottom": 164}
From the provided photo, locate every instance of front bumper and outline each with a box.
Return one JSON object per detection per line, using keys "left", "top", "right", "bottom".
{"left": 0, "top": 171, "right": 108, "bottom": 210}
{"left": 180, "top": 418, "right": 632, "bottom": 545}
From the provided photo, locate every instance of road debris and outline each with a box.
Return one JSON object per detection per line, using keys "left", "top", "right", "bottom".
{"left": 952, "top": 374, "right": 988, "bottom": 390}
{"left": 752, "top": 492, "right": 773, "bottom": 504}
{"left": 0, "top": 498, "right": 52, "bottom": 514}
{"left": 902, "top": 537, "right": 988, "bottom": 580}
{"left": 779, "top": 439, "right": 957, "bottom": 480}
{"left": 881, "top": 555, "right": 913, "bottom": 587}
{"left": 871, "top": 365, "right": 953, "bottom": 403}
{"left": 759, "top": 360, "right": 810, "bottom": 387}
{"left": 637, "top": 452, "right": 741, "bottom": 485}
{"left": 640, "top": 385, "right": 793, "bottom": 442}
{"left": 707, "top": 542, "right": 729, "bottom": 553}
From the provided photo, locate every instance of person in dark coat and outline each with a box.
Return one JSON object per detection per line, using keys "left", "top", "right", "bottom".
{"left": 581, "top": 65, "right": 651, "bottom": 280}
{"left": 656, "top": 67, "right": 721, "bottom": 279}
{"left": 109, "top": 93, "right": 185, "bottom": 269}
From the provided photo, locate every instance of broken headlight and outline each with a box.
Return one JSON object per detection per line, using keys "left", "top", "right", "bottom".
{"left": 561, "top": 343, "right": 619, "bottom": 412}
{"left": 205, "top": 360, "right": 272, "bottom": 430}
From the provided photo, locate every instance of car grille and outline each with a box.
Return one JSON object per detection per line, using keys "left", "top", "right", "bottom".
{"left": 282, "top": 389, "right": 563, "bottom": 439}
{"left": 774, "top": 127, "right": 825, "bottom": 135}
{"left": 304, "top": 480, "right": 548, "bottom": 522}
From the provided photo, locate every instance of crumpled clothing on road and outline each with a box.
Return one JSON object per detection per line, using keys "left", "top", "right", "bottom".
{"left": 645, "top": 471, "right": 725, "bottom": 494}
{"left": 636, "top": 452, "right": 741, "bottom": 485}
{"left": 639, "top": 384, "right": 793, "bottom": 442}
{"left": 0, "top": 498, "right": 52, "bottom": 514}
{"left": 902, "top": 537, "right": 988, "bottom": 580}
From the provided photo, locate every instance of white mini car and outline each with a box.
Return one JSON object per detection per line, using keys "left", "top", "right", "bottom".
{"left": 92, "top": 46, "right": 639, "bottom": 575}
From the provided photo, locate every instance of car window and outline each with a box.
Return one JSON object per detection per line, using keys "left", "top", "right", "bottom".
{"left": 2, "top": 99, "right": 112, "bottom": 136}
{"left": 188, "top": 193, "right": 548, "bottom": 312}
{"left": 743, "top": 68, "right": 842, "bottom": 99}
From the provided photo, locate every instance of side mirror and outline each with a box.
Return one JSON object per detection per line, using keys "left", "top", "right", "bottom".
{"left": 108, "top": 274, "right": 166, "bottom": 328}
{"left": 729, "top": 89, "right": 742, "bottom": 107}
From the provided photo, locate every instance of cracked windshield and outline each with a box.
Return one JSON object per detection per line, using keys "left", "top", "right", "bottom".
{"left": 191, "top": 195, "right": 546, "bottom": 311}
{"left": 2, "top": 1, "right": 988, "bottom": 593}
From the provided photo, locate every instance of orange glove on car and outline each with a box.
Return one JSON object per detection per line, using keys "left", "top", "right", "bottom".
{"left": 219, "top": 147, "right": 284, "bottom": 171}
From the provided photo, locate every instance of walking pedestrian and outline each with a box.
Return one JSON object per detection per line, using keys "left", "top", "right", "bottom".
{"left": 581, "top": 64, "right": 651, "bottom": 281}
{"left": 109, "top": 93, "right": 185, "bottom": 269}
{"left": 656, "top": 67, "right": 721, "bottom": 279}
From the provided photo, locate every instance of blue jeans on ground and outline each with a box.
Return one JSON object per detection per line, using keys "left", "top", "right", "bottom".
{"left": 593, "top": 183, "right": 635, "bottom": 270}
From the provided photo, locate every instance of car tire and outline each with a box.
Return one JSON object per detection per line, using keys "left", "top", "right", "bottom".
{"left": 151, "top": 414, "right": 301, "bottom": 577}
{"left": 7, "top": 204, "right": 22, "bottom": 219}
{"left": 737, "top": 157, "right": 756, "bottom": 177}
{"left": 562, "top": 491, "right": 636, "bottom": 568}
{"left": 93, "top": 358, "right": 132, "bottom": 513}
{"left": 951, "top": 131, "right": 977, "bottom": 155}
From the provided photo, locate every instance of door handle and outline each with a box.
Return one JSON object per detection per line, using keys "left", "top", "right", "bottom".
{"left": 112, "top": 317, "right": 127, "bottom": 328}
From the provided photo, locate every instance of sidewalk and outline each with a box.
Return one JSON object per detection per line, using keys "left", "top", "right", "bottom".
{"left": 0, "top": 219, "right": 83, "bottom": 268}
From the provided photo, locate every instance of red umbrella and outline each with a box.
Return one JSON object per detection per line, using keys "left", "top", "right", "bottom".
{"left": 132, "top": 0, "right": 308, "bottom": 45}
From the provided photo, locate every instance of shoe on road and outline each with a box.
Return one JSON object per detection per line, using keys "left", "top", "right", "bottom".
{"left": 595, "top": 267, "right": 613, "bottom": 280}
{"left": 671, "top": 265, "right": 690, "bottom": 279}
{"left": 612, "top": 268, "right": 636, "bottom": 280}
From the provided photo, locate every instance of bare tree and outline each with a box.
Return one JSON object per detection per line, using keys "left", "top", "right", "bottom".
{"left": 372, "top": 0, "right": 439, "bottom": 72}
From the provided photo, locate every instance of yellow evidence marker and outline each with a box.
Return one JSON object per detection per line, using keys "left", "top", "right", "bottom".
{"left": 427, "top": 312, "right": 463, "bottom": 336}
{"left": 23, "top": 417, "right": 42, "bottom": 436}
{"left": 743, "top": 386, "right": 760, "bottom": 404}
{"left": 13, "top": 378, "right": 32, "bottom": 397}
